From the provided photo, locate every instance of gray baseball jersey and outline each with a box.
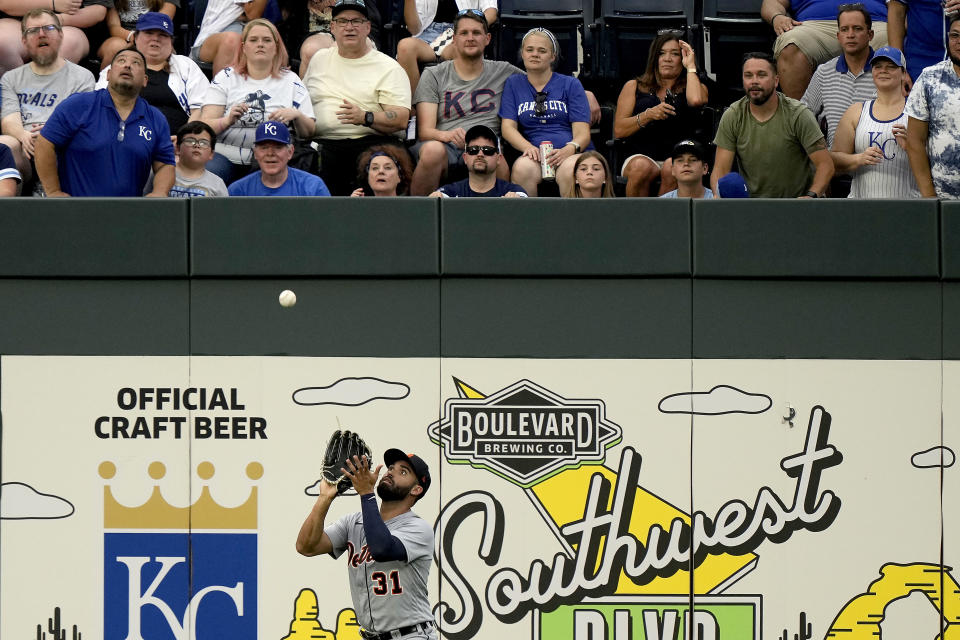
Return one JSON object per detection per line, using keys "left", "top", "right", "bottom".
{"left": 326, "top": 510, "right": 434, "bottom": 632}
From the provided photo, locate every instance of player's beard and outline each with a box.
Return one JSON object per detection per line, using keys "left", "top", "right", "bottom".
{"left": 377, "top": 480, "right": 411, "bottom": 502}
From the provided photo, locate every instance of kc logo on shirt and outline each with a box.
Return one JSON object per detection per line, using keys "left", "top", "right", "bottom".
{"left": 138, "top": 126, "right": 153, "bottom": 141}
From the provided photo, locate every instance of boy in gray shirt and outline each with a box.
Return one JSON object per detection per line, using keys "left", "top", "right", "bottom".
{"left": 167, "top": 121, "right": 229, "bottom": 197}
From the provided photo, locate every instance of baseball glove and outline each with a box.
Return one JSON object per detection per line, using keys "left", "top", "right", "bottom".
{"left": 322, "top": 429, "right": 372, "bottom": 495}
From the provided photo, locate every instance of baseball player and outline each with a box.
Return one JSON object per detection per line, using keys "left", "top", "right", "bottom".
{"left": 296, "top": 448, "right": 436, "bottom": 640}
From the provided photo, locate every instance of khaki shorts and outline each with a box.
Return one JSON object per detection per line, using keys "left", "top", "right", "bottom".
{"left": 773, "top": 19, "right": 888, "bottom": 67}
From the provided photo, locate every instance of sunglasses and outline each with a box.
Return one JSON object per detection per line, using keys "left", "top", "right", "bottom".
{"left": 837, "top": 2, "right": 866, "bottom": 10}
{"left": 534, "top": 91, "right": 548, "bottom": 116}
{"left": 457, "top": 8, "right": 484, "bottom": 17}
{"left": 657, "top": 28, "right": 685, "bottom": 36}
{"left": 464, "top": 145, "right": 498, "bottom": 156}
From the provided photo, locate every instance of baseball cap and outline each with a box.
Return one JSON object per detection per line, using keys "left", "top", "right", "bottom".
{"left": 671, "top": 139, "right": 706, "bottom": 161}
{"left": 254, "top": 121, "right": 291, "bottom": 145}
{"left": 871, "top": 45, "right": 906, "bottom": 68}
{"left": 465, "top": 124, "right": 499, "bottom": 150}
{"left": 331, "top": 0, "right": 369, "bottom": 17}
{"left": 135, "top": 12, "right": 174, "bottom": 35}
{"left": 718, "top": 172, "right": 749, "bottom": 198}
{"left": 383, "top": 448, "right": 431, "bottom": 498}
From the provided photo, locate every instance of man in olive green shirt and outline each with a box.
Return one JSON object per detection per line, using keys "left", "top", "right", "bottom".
{"left": 711, "top": 52, "right": 834, "bottom": 198}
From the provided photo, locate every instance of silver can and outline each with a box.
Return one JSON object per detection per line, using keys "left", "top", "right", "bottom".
{"left": 540, "top": 141, "right": 556, "bottom": 180}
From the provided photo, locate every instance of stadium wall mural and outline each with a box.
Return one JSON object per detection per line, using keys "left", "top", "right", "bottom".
{"left": 1, "top": 356, "right": 953, "bottom": 639}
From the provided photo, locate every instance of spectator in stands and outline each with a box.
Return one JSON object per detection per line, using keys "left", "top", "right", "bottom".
{"left": 613, "top": 31, "right": 708, "bottom": 197}
{"left": 190, "top": 0, "right": 268, "bottom": 75}
{"left": 350, "top": 144, "right": 413, "bottom": 195}
{"left": 410, "top": 9, "right": 519, "bottom": 195}
{"left": 97, "top": 13, "right": 209, "bottom": 136}
{"left": 905, "top": 14, "right": 960, "bottom": 198}
{"left": 660, "top": 139, "right": 712, "bottom": 198}
{"left": 711, "top": 52, "right": 833, "bottom": 198}
{"left": 35, "top": 47, "right": 176, "bottom": 196}
{"left": 888, "top": 0, "right": 954, "bottom": 88}
{"left": 562, "top": 150, "right": 614, "bottom": 198}
{"left": 303, "top": 0, "right": 410, "bottom": 195}
{"left": 200, "top": 18, "right": 315, "bottom": 184}
{"left": 429, "top": 124, "right": 527, "bottom": 196}
{"left": 97, "top": 0, "right": 177, "bottom": 69}
{"left": 831, "top": 46, "right": 918, "bottom": 197}
{"left": 801, "top": 4, "right": 879, "bottom": 149}
{"left": 1, "top": 9, "right": 94, "bottom": 194}
{"left": 229, "top": 120, "right": 331, "bottom": 195}
{"left": 762, "top": 0, "right": 887, "bottom": 98}
{"left": 396, "top": 0, "right": 497, "bottom": 93}
{"left": 293, "top": 0, "right": 380, "bottom": 76}
{"left": 499, "top": 28, "right": 592, "bottom": 197}
{"left": 0, "top": 142, "right": 23, "bottom": 195}
{"left": 167, "top": 120, "right": 229, "bottom": 195}
{"left": 0, "top": 0, "right": 108, "bottom": 76}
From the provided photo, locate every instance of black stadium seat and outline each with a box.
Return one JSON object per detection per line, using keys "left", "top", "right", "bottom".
{"left": 496, "top": 0, "right": 597, "bottom": 78}
{"left": 700, "top": 0, "right": 775, "bottom": 105}
{"left": 592, "top": 0, "right": 695, "bottom": 82}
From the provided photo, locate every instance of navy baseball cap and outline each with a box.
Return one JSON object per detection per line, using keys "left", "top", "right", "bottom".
{"left": 332, "top": 0, "right": 369, "bottom": 17}
{"left": 255, "top": 121, "right": 291, "bottom": 145}
{"left": 871, "top": 45, "right": 906, "bottom": 68}
{"left": 136, "top": 12, "right": 174, "bottom": 35}
{"left": 671, "top": 139, "right": 706, "bottom": 161}
{"left": 383, "top": 448, "right": 431, "bottom": 498}
{"left": 465, "top": 124, "right": 500, "bottom": 150}
{"left": 718, "top": 172, "right": 749, "bottom": 198}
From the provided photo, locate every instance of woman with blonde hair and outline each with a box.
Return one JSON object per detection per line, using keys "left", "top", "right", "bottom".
{"left": 614, "top": 30, "right": 707, "bottom": 196}
{"left": 562, "top": 151, "right": 614, "bottom": 198}
{"left": 499, "top": 27, "right": 593, "bottom": 197}
{"left": 200, "top": 18, "right": 315, "bottom": 183}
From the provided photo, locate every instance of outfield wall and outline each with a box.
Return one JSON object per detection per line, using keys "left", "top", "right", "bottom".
{"left": 0, "top": 198, "right": 956, "bottom": 640}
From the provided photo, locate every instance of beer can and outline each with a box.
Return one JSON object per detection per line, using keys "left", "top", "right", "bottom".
{"left": 540, "top": 141, "right": 556, "bottom": 180}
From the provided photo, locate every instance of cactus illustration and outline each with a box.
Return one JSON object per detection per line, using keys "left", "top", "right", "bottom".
{"left": 36, "top": 607, "right": 82, "bottom": 640}
{"left": 780, "top": 611, "right": 813, "bottom": 640}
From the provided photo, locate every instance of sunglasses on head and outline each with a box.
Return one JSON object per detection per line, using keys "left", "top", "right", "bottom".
{"left": 464, "top": 145, "right": 497, "bottom": 156}
{"left": 457, "top": 8, "right": 484, "bottom": 17}
{"left": 657, "top": 28, "right": 684, "bottom": 36}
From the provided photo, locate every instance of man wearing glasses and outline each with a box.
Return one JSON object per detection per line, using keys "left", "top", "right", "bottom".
{"left": 304, "top": 0, "right": 411, "bottom": 195}
{"left": 0, "top": 9, "right": 94, "bottom": 195}
{"left": 905, "top": 13, "right": 960, "bottom": 198}
{"left": 429, "top": 124, "right": 527, "bottom": 197}
{"left": 34, "top": 47, "right": 175, "bottom": 197}
{"left": 165, "top": 121, "right": 228, "bottom": 196}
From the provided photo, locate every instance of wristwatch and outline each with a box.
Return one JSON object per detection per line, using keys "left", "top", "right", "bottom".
{"left": 804, "top": 190, "right": 819, "bottom": 198}
{"left": 363, "top": 111, "right": 374, "bottom": 126}
{"left": 566, "top": 141, "right": 581, "bottom": 153}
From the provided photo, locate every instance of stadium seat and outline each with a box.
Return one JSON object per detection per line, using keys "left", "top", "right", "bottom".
{"left": 700, "top": 0, "right": 775, "bottom": 105}
{"left": 496, "top": 0, "right": 596, "bottom": 79}
{"left": 592, "top": 0, "right": 694, "bottom": 82}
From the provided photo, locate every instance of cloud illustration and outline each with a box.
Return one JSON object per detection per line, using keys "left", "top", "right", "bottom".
{"left": 293, "top": 377, "right": 410, "bottom": 407}
{"left": 911, "top": 446, "right": 956, "bottom": 469}
{"left": 1, "top": 482, "right": 74, "bottom": 519}
{"left": 658, "top": 385, "right": 772, "bottom": 415}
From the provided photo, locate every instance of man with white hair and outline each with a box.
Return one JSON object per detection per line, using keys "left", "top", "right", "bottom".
{"left": 228, "top": 121, "right": 332, "bottom": 195}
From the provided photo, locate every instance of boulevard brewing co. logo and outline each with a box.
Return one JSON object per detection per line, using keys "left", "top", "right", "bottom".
{"left": 100, "top": 460, "right": 261, "bottom": 640}
{"left": 428, "top": 378, "right": 622, "bottom": 487}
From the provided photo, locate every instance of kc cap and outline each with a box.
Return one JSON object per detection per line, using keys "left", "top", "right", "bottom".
{"left": 255, "top": 121, "right": 291, "bottom": 145}
{"left": 464, "top": 124, "right": 500, "bottom": 150}
{"left": 671, "top": 139, "right": 707, "bottom": 161}
{"left": 135, "top": 12, "right": 174, "bottom": 35}
{"left": 332, "top": 0, "right": 369, "bottom": 17}
{"left": 871, "top": 45, "right": 906, "bottom": 68}
{"left": 383, "top": 448, "right": 431, "bottom": 498}
{"left": 717, "top": 172, "right": 750, "bottom": 198}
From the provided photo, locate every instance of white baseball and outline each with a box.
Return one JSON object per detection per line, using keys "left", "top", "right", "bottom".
{"left": 279, "top": 289, "right": 297, "bottom": 307}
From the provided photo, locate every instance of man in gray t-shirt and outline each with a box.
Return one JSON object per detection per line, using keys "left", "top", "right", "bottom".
{"left": 0, "top": 9, "right": 94, "bottom": 191}
{"left": 409, "top": 9, "right": 521, "bottom": 195}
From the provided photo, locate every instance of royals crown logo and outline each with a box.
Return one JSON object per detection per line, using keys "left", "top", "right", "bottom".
{"left": 100, "top": 460, "right": 261, "bottom": 640}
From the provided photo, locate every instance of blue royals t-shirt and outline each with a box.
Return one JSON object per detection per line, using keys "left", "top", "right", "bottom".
{"left": 498, "top": 72, "right": 593, "bottom": 150}
{"left": 41, "top": 89, "right": 174, "bottom": 197}
{"left": 228, "top": 167, "right": 331, "bottom": 196}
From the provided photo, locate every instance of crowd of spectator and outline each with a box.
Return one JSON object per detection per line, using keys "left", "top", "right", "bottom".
{"left": 0, "top": 0, "right": 958, "bottom": 199}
